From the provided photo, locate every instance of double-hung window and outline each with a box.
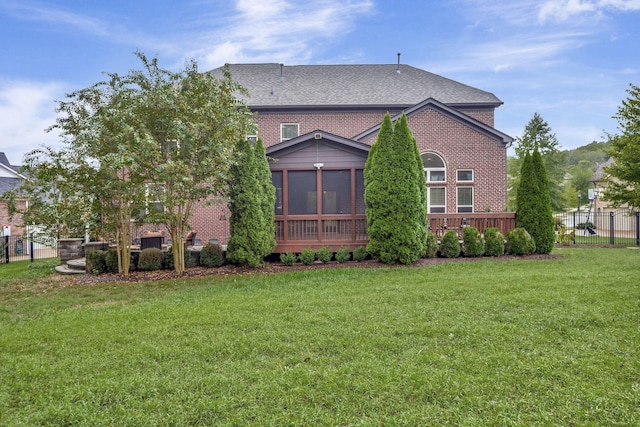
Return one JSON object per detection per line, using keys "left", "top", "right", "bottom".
{"left": 280, "top": 123, "right": 299, "bottom": 141}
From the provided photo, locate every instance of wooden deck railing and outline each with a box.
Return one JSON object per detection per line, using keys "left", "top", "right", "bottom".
{"left": 274, "top": 212, "right": 516, "bottom": 252}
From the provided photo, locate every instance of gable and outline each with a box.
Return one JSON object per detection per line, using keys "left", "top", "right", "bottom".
{"left": 354, "top": 98, "right": 513, "bottom": 147}
{"left": 267, "top": 131, "right": 369, "bottom": 169}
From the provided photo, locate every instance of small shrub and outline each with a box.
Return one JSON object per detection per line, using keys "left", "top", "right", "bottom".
{"left": 86, "top": 250, "right": 107, "bottom": 275}
{"left": 484, "top": 228, "right": 505, "bottom": 257}
{"left": 335, "top": 247, "right": 351, "bottom": 263}
{"left": 556, "top": 224, "right": 575, "bottom": 245}
{"left": 280, "top": 252, "right": 297, "bottom": 266}
{"left": 506, "top": 228, "right": 536, "bottom": 256}
{"left": 163, "top": 250, "right": 174, "bottom": 270}
{"left": 316, "top": 246, "right": 332, "bottom": 263}
{"left": 424, "top": 232, "right": 438, "bottom": 258}
{"left": 440, "top": 230, "right": 461, "bottom": 258}
{"left": 104, "top": 248, "right": 119, "bottom": 273}
{"left": 200, "top": 243, "right": 224, "bottom": 267}
{"left": 299, "top": 248, "right": 316, "bottom": 265}
{"left": 352, "top": 246, "right": 368, "bottom": 262}
{"left": 138, "top": 248, "right": 164, "bottom": 271}
{"left": 462, "top": 227, "right": 484, "bottom": 257}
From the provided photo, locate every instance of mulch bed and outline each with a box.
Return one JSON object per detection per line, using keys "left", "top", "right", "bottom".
{"left": 74, "top": 253, "right": 562, "bottom": 286}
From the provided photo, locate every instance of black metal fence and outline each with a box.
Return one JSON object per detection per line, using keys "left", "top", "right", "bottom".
{"left": 555, "top": 208, "right": 640, "bottom": 246}
{"left": 1, "top": 234, "right": 58, "bottom": 264}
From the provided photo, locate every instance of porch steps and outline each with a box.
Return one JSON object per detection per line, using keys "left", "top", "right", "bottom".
{"left": 55, "top": 257, "right": 86, "bottom": 275}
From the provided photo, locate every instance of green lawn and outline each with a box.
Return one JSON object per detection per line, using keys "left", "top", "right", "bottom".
{"left": 1, "top": 248, "right": 639, "bottom": 426}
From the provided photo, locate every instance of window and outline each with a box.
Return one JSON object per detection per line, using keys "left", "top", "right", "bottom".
{"left": 280, "top": 123, "right": 299, "bottom": 141}
{"left": 322, "top": 170, "right": 351, "bottom": 214}
{"left": 457, "top": 187, "right": 474, "bottom": 213}
{"left": 355, "top": 169, "right": 365, "bottom": 215}
{"left": 136, "top": 183, "right": 165, "bottom": 219}
{"left": 271, "top": 171, "right": 283, "bottom": 215}
{"left": 421, "top": 152, "right": 446, "bottom": 182}
{"left": 457, "top": 169, "right": 473, "bottom": 182}
{"left": 428, "top": 187, "right": 446, "bottom": 213}
{"left": 288, "top": 170, "right": 316, "bottom": 215}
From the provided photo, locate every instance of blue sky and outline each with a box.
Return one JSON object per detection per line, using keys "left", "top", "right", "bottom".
{"left": 1, "top": 0, "right": 639, "bottom": 164}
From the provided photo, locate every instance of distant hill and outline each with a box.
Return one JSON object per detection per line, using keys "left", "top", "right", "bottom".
{"left": 564, "top": 141, "right": 610, "bottom": 167}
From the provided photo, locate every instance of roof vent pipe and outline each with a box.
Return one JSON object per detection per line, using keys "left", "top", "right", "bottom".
{"left": 397, "top": 53, "right": 401, "bottom": 74}
{"left": 280, "top": 63, "right": 284, "bottom": 81}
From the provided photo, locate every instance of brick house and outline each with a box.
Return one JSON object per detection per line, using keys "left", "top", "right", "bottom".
{"left": 193, "top": 63, "right": 515, "bottom": 252}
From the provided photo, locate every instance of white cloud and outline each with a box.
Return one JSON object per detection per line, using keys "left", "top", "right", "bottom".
{"left": 188, "top": 0, "right": 375, "bottom": 69}
{"left": 538, "top": 0, "right": 640, "bottom": 22}
{"left": 0, "top": 80, "right": 64, "bottom": 163}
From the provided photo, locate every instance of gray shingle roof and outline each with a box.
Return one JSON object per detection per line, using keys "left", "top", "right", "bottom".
{"left": 208, "top": 63, "right": 502, "bottom": 108}
{"left": 590, "top": 157, "right": 614, "bottom": 182}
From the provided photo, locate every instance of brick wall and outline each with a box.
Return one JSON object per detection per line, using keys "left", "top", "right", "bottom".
{"left": 190, "top": 105, "right": 506, "bottom": 245}
{"left": 0, "top": 199, "right": 26, "bottom": 237}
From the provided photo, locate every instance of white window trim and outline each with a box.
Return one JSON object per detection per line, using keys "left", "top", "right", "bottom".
{"left": 246, "top": 134, "right": 258, "bottom": 144}
{"left": 280, "top": 123, "right": 299, "bottom": 142}
{"left": 422, "top": 152, "right": 446, "bottom": 183}
{"left": 428, "top": 186, "right": 446, "bottom": 214}
{"left": 456, "top": 186, "right": 474, "bottom": 213}
{"left": 456, "top": 169, "right": 474, "bottom": 182}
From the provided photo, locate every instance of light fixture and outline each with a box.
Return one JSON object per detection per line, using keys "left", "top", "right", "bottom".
{"left": 314, "top": 163, "right": 324, "bottom": 169}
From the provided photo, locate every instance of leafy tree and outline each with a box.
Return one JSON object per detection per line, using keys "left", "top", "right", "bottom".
{"left": 516, "top": 149, "right": 555, "bottom": 254}
{"left": 227, "top": 139, "right": 266, "bottom": 267}
{"left": 5, "top": 52, "right": 254, "bottom": 275}
{"left": 603, "top": 84, "right": 640, "bottom": 210}
{"left": 364, "top": 113, "right": 425, "bottom": 264}
{"left": 508, "top": 113, "right": 566, "bottom": 211}
{"left": 128, "top": 54, "right": 255, "bottom": 274}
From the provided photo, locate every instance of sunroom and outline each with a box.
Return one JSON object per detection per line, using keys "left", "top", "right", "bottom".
{"left": 266, "top": 131, "right": 370, "bottom": 253}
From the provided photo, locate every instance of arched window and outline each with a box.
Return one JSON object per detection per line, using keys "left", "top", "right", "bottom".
{"left": 421, "top": 152, "right": 445, "bottom": 182}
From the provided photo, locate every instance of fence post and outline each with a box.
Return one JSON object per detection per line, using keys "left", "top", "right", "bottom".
{"left": 636, "top": 211, "right": 640, "bottom": 246}
{"left": 4, "top": 235, "right": 8, "bottom": 264}
{"left": 610, "top": 211, "right": 615, "bottom": 245}
{"left": 30, "top": 233, "right": 35, "bottom": 263}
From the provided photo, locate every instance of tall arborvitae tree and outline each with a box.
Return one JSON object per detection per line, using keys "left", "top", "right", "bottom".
{"left": 530, "top": 149, "right": 555, "bottom": 253}
{"left": 508, "top": 113, "right": 566, "bottom": 211}
{"left": 364, "top": 113, "right": 425, "bottom": 264}
{"left": 516, "top": 151, "right": 536, "bottom": 234}
{"left": 364, "top": 113, "right": 394, "bottom": 259}
{"left": 516, "top": 149, "right": 555, "bottom": 254}
{"left": 226, "top": 139, "right": 265, "bottom": 267}
{"left": 254, "top": 138, "right": 277, "bottom": 256}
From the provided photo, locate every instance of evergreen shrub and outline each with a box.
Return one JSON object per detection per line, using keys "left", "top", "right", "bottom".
{"left": 200, "top": 243, "right": 224, "bottom": 267}
{"left": 86, "top": 250, "right": 107, "bottom": 275}
{"left": 316, "top": 246, "right": 332, "bottom": 263}
{"left": 440, "top": 230, "right": 461, "bottom": 258}
{"left": 506, "top": 228, "right": 536, "bottom": 256}
{"left": 352, "top": 246, "right": 368, "bottom": 262}
{"left": 484, "top": 228, "right": 505, "bottom": 257}
{"left": 424, "top": 232, "right": 438, "bottom": 258}
{"left": 138, "top": 248, "right": 164, "bottom": 271}
{"left": 462, "top": 227, "right": 484, "bottom": 257}
{"left": 335, "top": 247, "right": 351, "bottom": 263}
{"left": 280, "top": 252, "right": 297, "bottom": 266}
{"left": 104, "top": 248, "right": 119, "bottom": 273}
{"left": 299, "top": 248, "right": 316, "bottom": 265}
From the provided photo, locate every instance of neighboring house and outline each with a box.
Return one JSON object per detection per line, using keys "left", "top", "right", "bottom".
{"left": 588, "top": 158, "right": 635, "bottom": 233}
{"left": 197, "top": 63, "right": 514, "bottom": 252}
{"left": 0, "top": 152, "right": 27, "bottom": 237}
